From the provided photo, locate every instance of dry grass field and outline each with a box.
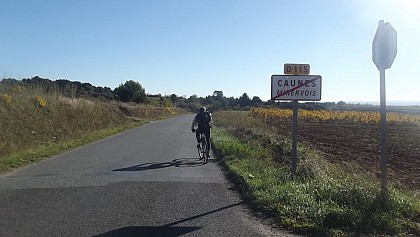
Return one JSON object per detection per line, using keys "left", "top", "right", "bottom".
{"left": 0, "top": 85, "right": 181, "bottom": 172}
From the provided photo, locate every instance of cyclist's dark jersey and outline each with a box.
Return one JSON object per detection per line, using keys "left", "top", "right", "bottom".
{"left": 195, "top": 112, "right": 212, "bottom": 131}
{"left": 191, "top": 111, "right": 212, "bottom": 142}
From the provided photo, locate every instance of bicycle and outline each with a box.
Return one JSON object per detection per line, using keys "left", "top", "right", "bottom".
{"left": 197, "top": 132, "right": 210, "bottom": 164}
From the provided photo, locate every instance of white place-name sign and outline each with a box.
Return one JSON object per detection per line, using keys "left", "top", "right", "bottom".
{"left": 271, "top": 75, "right": 322, "bottom": 101}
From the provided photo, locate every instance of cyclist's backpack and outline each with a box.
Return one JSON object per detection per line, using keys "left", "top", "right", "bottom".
{"left": 197, "top": 112, "right": 210, "bottom": 127}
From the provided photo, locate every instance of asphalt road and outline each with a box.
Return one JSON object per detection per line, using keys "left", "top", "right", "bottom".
{"left": 0, "top": 114, "right": 297, "bottom": 237}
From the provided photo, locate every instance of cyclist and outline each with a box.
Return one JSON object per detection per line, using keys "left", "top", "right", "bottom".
{"left": 191, "top": 107, "right": 212, "bottom": 153}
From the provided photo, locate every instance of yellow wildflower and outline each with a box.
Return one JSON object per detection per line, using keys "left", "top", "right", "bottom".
{"left": 1, "top": 93, "right": 12, "bottom": 103}
{"left": 34, "top": 96, "right": 47, "bottom": 108}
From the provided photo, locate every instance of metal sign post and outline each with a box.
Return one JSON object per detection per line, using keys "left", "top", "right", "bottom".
{"left": 291, "top": 100, "right": 298, "bottom": 178}
{"left": 271, "top": 64, "right": 322, "bottom": 179}
{"left": 372, "top": 20, "right": 397, "bottom": 199}
{"left": 379, "top": 69, "right": 388, "bottom": 195}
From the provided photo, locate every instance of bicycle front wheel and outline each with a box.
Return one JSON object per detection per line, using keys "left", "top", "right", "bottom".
{"left": 198, "top": 140, "right": 205, "bottom": 160}
{"left": 202, "top": 138, "right": 208, "bottom": 164}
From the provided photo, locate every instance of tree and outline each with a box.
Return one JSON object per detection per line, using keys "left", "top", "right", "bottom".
{"left": 337, "top": 101, "right": 346, "bottom": 106}
{"left": 213, "top": 90, "right": 224, "bottom": 99}
{"left": 251, "top": 96, "right": 263, "bottom": 106}
{"left": 203, "top": 95, "right": 214, "bottom": 105}
{"left": 114, "top": 80, "right": 147, "bottom": 103}
{"left": 226, "top": 96, "right": 237, "bottom": 107}
{"left": 238, "top": 93, "right": 251, "bottom": 107}
{"left": 170, "top": 94, "right": 178, "bottom": 103}
{"left": 186, "top": 94, "right": 198, "bottom": 103}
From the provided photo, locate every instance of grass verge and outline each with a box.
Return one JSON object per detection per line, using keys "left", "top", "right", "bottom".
{"left": 211, "top": 111, "right": 420, "bottom": 236}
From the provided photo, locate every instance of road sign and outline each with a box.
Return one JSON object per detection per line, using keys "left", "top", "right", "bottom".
{"left": 372, "top": 20, "right": 397, "bottom": 200}
{"left": 372, "top": 20, "right": 397, "bottom": 71}
{"left": 284, "top": 64, "right": 310, "bottom": 75}
{"left": 271, "top": 75, "right": 322, "bottom": 101}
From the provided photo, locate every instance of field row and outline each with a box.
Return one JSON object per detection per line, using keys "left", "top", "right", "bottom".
{"left": 252, "top": 107, "right": 420, "bottom": 125}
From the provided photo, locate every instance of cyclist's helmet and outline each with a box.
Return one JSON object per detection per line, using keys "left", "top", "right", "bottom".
{"left": 199, "top": 107, "right": 206, "bottom": 113}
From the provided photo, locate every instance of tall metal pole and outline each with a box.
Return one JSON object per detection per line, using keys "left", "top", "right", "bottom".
{"left": 380, "top": 69, "right": 388, "bottom": 198}
{"left": 291, "top": 100, "right": 298, "bottom": 179}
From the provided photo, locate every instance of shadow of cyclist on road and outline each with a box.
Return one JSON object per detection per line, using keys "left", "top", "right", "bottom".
{"left": 112, "top": 158, "right": 216, "bottom": 171}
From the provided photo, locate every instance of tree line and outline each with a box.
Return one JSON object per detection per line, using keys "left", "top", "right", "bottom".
{"left": 1, "top": 76, "right": 336, "bottom": 111}
{"left": 1, "top": 76, "right": 115, "bottom": 101}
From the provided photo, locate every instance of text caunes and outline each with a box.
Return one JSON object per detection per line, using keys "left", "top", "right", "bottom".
{"left": 277, "top": 79, "right": 316, "bottom": 87}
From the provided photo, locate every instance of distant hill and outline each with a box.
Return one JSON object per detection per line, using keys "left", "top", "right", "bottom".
{"left": 346, "top": 100, "right": 420, "bottom": 106}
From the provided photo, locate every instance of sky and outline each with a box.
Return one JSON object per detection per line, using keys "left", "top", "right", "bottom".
{"left": 1, "top": 0, "right": 419, "bottom": 104}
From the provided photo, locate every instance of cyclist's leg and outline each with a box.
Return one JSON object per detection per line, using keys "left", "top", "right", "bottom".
{"left": 196, "top": 128, "right": 201, "bottom": 143}
{"left": 205, "top": 128, "right": 211, "bottom": 152}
